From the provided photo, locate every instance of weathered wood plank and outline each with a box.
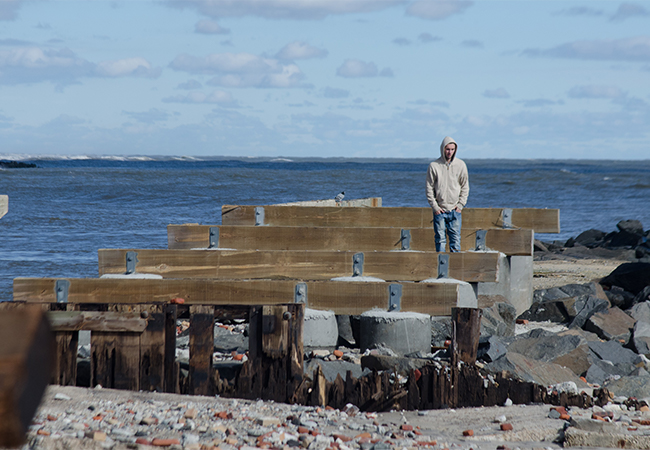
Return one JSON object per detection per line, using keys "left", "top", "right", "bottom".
{"left": 0, "top": 195, "right": 7, "bottom": 220}
{"left": 189, "top": 305, "right": 214, "bottom": 396}
{"left": 13, "top": 279, "right": 459, "bottom": 315}
{"left": 164, "top": 304, "right": 179, "bottom": 394}
{"left": 91, "top": 306, "right": 140, "bottom": 391}
{"left": 139, "top": 304, "right": 165, "bottom": 392}
{"left": 272, "top": 197, "right": 381, "bottom": 207}
{"left": 47, "top": 311, "right": 147, "bottom": 332}
{"left": 222, "top": 205, "right": 559, "bottom": 233}
{"left": 168, "top": 225, "right": 534, "bottom": 256}
{"left": 451, "top": 307, "right": 482, "bottom": 365}
{"left": 0, "top": 306, "right": 55, "bottom": 447}
{"left": 98, "top": 248, "right": 499, "bottom": 283}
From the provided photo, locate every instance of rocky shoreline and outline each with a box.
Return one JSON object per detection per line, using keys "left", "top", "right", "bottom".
{"left": 8, "top": 220, "right": 650, "bottom": 450}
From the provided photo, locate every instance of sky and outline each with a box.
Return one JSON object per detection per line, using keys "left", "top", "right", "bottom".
{"left": 1, "top": 0, "right": 650, "bottom": 160}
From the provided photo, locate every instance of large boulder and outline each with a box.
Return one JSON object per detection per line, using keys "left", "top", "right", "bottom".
{"left": 569, "top": 229, "right": 607, "bottom": 249}
{"left": 480, "top": 302, "right": 516, "bottom": 338}
{"left": 603, "top": 375, "right": 650, "bottom": 400}
{"left": 617, "top": 220, "right": 644, "bottom": 235}
{"left": 632, "top": 320, "right": 650, "bottom": 355}
{"left": 568, "top": 295, "right": 610, "bottom": 329}
{"left": 606, "top": 285, "right": 637, "bottom": 310}
{"left": 506, "top": 329, "right": 594, "bottom": 376}
{"left": 485, "top": 352, "right": 589, "bottom": 387}
{"left": 586, "top": 359, "right": 639, "bottom": 386}
{"left": 588, "top": 340, "right": 638, "bottom": 366}
{"left": 584, "top": 307, "right": 636, "bottom": 343}
{"left": 601, "top": 263, "right": 650, "bottom": 296}
{"left": 430, "top": 316, "right": 452, "bottom": 348}
{"left": 630, "top": 301, "right": 650, "bottom": 323}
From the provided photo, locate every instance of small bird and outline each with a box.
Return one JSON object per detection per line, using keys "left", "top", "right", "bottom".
{"left": 334, "top": 191, "right": 345, "bottom": 203}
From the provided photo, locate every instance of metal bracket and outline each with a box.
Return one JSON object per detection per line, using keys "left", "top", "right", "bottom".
{"left": 352, "top": 252, "right": 364, "bottom": 277}
{"left": 294, "top": 283, "right": 308, "bottom": 304}
{"left": 438, "top": 253, "right": 449, "bottom": 278}
{"left": 125, "top": 251, "right": 138, "bottom": 274}
{"left": 475, "top": 230, "right": 487, "bottom": 251}
{"left": 209, "top": 227, "right": 219, "bottom": 248}
{"left": 255, "top": 207, "right": 265, "bottom": 226}
{"left": 400, "top": 229, "right": 411, "bottom": 250}
{"left": 502, "top": 208, "right": 513, "bottom": 229}
{"left": 388, "top": 284, "right": 402, "bottom": 311}
{"left": 55, "top": 279, "right": 70, "bottom": 303}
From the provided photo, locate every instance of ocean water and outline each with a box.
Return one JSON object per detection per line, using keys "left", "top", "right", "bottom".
{"left": 1, "top": 157, "right": 649, "bottom": 301}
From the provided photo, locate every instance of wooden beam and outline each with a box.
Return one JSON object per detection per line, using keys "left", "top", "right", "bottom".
{"left": 98, "top": 248, "right": 499, "bottom": 283}
{"left": 273, "top": 197, "right": 381, "bottom": 207}
{"left": 222, "top": 205, "right": 559, "bottom": 233}
{"left": 47, "top": 311, "right": 148, "bottom": 332}
{"left": 168, "top": 225, "right": 534, "bottom": 256}
{"left": 0, "top": 195, "right": 7, "bottom": 219}
{"left": 13, "top": 278, "right": 459, "bottom": 316}
{"left": 0, "top": 306, "right": 55, "bottom": 447}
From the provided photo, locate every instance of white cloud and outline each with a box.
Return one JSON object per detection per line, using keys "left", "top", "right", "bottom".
{"left": 162, "top": 90, "right": 238, "bottom": 105}
{"left": 379, "top": 67, "right": 394, "bottom": 77}
{"left": 207, "top": 64, "right": 305, "bottom": 88}
{"left": 0, "top": 0, "right": 24, "bottom": 21}
{"left": 0, "top": 46, "right": 94, "bottom": 84}
{"left": 171, "top": 52, "right": 281, "bottom": 74}
{"left": 323, "top": 87, "right": 349, "bottom": 98}
{"left": 406, "top": 0, "right": 473, "bottom": 20}
{"left": 568, "top": 85, "right": 626, "bottom": 99}
{"left": 336, "top": 59, "right": 378, "bottom": 77}
{"left": 166, "top": 0, "right": 403, "bottom": 20}
{"left": 611, "top": 3, "right": 649, "bottom": 21}
{"left": 177, "top": 79, "right": 203, "bottom": 90}
{"left": 170, "top": 51, "right": 308, "bottom": 88}
{"left": 275, "top": 41, "right": 328, "bottom": 60}
{"left": 523, "top": 36, "right": 650, "bottom": 61}
{"left": 418, "top": 33, "right": 442, "bottom": 43}
{"left": 483, "top": 88, "right": 510, "bottom": 99}
{"left": 95, "top": 57, "right": 160, "bottom": 78}
{"left": 393, "top": 37, "right": 411, "bottom": 46}
{"left": 518, "top": 98, "right": 563, "bottom": 108}
{"left": 552, "top": 7, "right": 604, "bottom": 17}
{"left": 195, "top": 19, "right": 230, "bottom": 34}
{"left": 0, "top": 46, "right": 160, "bottom": 85}
{"left": 461, "top": 39, "right": 483, "bottom": 48}
{"left": 123, "top": 108, "right": 172, "bottom": 124}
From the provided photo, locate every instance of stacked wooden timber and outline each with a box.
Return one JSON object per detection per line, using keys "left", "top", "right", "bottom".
{"left": 9, "top": 198, "right": 563, "bottom": 412}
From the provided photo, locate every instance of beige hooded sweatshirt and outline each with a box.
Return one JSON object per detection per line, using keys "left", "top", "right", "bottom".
{"left": 425, "top": 136, "right": 469, "bottom": 213}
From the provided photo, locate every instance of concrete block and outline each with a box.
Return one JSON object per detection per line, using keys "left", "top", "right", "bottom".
{"left": 476, "top": 253, "right": 533, "bottom": 316}
{"left": 359, "top": 310, "right": 431, "bottom": 356}
{"left": 304, "top": 309, "right": 338, "bottom": 349}
{"left": 420, "top": 278, "right": 477, "bottom": 308}
{"left": 509, "top": 255, "right": 533, "bottom": 315}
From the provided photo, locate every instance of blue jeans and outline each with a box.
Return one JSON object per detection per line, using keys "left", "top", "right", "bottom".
{"left": 434, "top": 210, "right": 462, "bottom": 252}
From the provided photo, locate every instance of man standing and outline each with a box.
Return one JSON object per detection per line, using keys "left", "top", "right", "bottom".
{"left": 426, "top": 136, "right": 469, "bottom": 252}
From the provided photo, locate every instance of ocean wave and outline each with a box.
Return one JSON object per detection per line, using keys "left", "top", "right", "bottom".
{"left": 630, "top": 183, "right": 650, "bottom": 189}
{"left": 270, "top": 158, "right": 294, "bottom": 162}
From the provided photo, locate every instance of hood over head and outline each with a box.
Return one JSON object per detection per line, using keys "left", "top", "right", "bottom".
{"left": 440, "top": 136, "right": 457, "bottom": 162}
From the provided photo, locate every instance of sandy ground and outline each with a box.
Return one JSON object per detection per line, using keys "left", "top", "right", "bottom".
{"left": 532, "top": 258, "right": 623, "bottom": 291}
